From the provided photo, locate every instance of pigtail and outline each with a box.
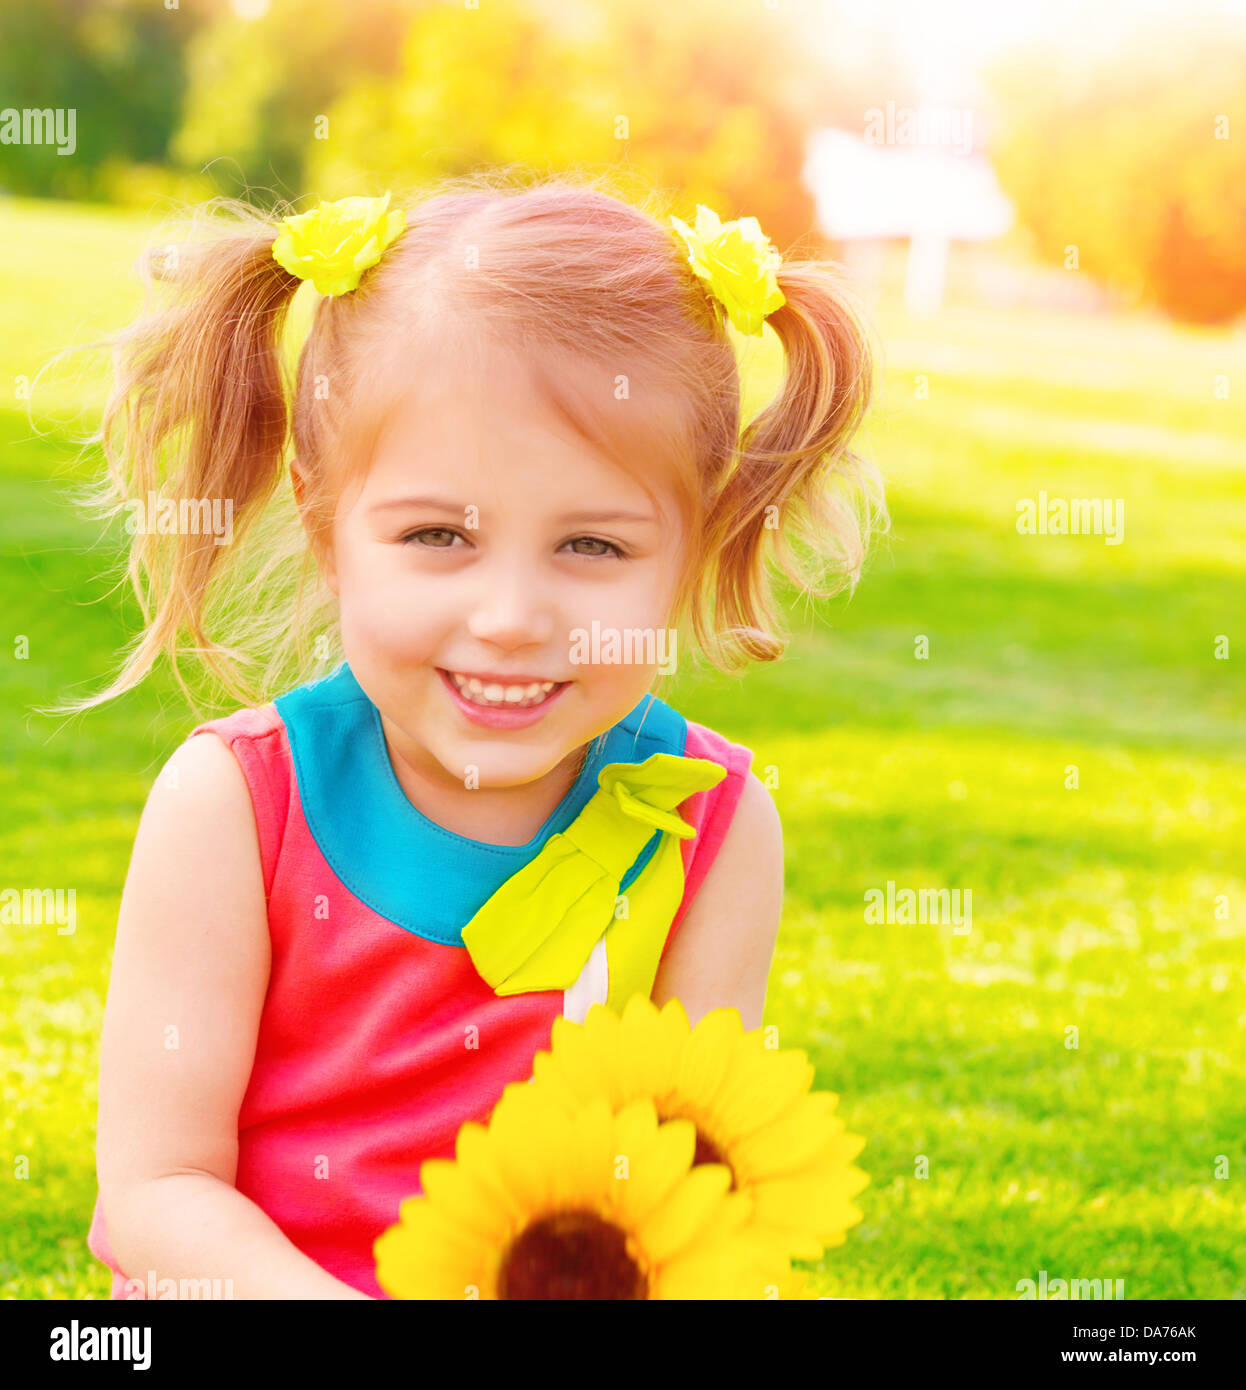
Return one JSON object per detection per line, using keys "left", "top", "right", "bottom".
{"left": 693, "top": 260, "right": 886, "bottom": 669}
{"left": 63, "top": 200, "right": 304, "bottom": 712}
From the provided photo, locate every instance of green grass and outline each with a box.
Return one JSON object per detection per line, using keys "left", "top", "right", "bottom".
{"left": 1, "top": 196, "right": 1243, "bottom": 1298}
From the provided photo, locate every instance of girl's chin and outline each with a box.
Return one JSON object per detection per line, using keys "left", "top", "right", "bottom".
{"left": 424, "top": 749, "right": 581, "bottom": 794}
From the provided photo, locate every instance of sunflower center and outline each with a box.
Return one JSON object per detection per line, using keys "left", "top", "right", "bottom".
{"left": 656, "top": 1105, "right": 737, "bottom": 1188}
{"left": 497, "top": 1210, "right": 648, "bottom": 1300}
{"left": 690, "top": 1130, "right": 725, "bottom": 1169}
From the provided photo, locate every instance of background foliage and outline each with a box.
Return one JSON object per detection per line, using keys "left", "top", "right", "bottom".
{"left": 986, "top": 16, "right": 1246, "bottom": 323}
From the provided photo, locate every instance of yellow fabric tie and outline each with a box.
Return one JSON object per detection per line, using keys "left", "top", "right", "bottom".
{"left": 461, "top": 752, "right": 726, "bottom": 1007}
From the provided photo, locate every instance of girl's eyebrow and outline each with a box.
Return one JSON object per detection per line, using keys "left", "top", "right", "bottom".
{"left": 368, "top": 495, "right": 461, "bottom": 514}
{"left": 556, "top": 508, "right": 656, "bottom": 525}
{"left": 369, "top": 495, "right": 656, "bottom": 525}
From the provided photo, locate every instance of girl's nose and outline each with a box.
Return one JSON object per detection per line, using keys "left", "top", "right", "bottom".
{"left": 464, "top": 573, "right": 558, "bottom": 651}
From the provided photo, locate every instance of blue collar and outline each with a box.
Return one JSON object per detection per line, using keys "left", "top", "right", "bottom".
{"left": 273, "top": 662, "right": 689, "bottom": 946}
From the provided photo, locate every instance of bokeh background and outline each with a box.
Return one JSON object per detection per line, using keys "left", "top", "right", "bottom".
{"left": 1, "top": 0, "right": 1243, "bottom": 1298}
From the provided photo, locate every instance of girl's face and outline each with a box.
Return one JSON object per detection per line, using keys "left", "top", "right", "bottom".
{"left": 321, "top": 338, "right": 687, "bottom": 792}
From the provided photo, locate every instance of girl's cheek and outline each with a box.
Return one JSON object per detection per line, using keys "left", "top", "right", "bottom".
{"left": 567, "top": 563, "right": 673, "bottom": 625}
{"left": 334, "top": 542, "right": 437, "bottom": 638}
{"left": 356, "top": 598, "right": 443, "bottom": 663}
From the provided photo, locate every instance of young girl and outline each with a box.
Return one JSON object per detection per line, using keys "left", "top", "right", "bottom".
{"left": 82, "top": 173, "right": 881, "bottom": 1300}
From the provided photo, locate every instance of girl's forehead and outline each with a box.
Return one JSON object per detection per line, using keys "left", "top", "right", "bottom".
{"left": 354, "top": 331, "right": 693, "bottom": 522}
{"left": 375, "top": 337, "right": 556, "bottom": 439}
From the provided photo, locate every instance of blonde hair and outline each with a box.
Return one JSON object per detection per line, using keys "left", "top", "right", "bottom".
{"left": 62, "top": 167, "right": 885, "bottom": 714}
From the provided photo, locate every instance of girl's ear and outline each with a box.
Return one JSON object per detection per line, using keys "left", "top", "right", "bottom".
{"left": 290, "top": 457, "right": 339, "bottom": 595}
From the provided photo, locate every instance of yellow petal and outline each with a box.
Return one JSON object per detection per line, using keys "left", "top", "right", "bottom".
{"left": 418, "top": 1157, "right": 513, "bottom": 1241}
{"left": 675, "top": 1008, "right": 739, "bottom": 1107}
{"left": 635, "top": 1162, "right": 732, "bottom": 1264}
{"left": 610, "top": 1104, "right": 696, "bottom": 1228}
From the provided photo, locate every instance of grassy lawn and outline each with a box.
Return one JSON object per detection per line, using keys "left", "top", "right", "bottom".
{"left": 1, "top": 196, "right": 1242, "bottom": 1298}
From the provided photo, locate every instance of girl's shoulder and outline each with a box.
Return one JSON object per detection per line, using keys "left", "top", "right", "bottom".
{"left": 618, "top": 692, "right": 757, "bottom": 898}
{"left": 184, "top": 700, "right": 292, "bottom": 897}
{"left": 188, "top": 699, "right": 288, "bottom": 773}
{"left": 668, "top": 709, "right": 756, "bottom": 895}
{"left": 680, "top": 714, "right": 754, "bottom": 780}
{"left": 190, "top": 700, "right": 283, "bottom": 745}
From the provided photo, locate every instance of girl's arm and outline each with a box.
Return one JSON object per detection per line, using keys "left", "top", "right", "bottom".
{"left": 651, "top": 770, "right": 784, "bottom": 1031}
{"left": 95, "top": 732, "right": 370, "bottom": 1300}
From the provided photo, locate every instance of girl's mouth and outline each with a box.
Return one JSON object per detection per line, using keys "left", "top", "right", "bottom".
{"left": 437, "top": 668, "right": 570, "bottom": 728}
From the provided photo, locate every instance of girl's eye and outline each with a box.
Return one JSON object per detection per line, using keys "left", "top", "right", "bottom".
{"left": 563, "top": 535, "right": 626, "bottom": 559}
{"left": 399, "top": 529, "right": 625, "bottom": 558}
{"left": 401, "top": 527, "right": 461, "bottom": 548}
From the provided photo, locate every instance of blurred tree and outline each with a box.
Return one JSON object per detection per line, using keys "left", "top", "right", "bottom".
{"left": 985, "top": 18, "right": 1246, "bottom": 325}
{"left": 0, "top": 0, "right": 221, "bottom": 200}
{"left": 172, "top": 0, "right": 414, "bottom": 205}
{"left": 299, "top": 0, "right": 875, "bottom": 252}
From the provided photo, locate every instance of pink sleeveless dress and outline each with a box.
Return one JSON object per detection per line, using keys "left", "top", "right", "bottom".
{"left": 87, "top": 663, "right": 753, "bottom": 1299}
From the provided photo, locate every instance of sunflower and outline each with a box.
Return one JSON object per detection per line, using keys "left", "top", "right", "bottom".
{"left": 374, "top": 1090, "right": 792, "bottom": 1299}
{"left": 519, "top": 996, "right": 869, "bottom": 1263}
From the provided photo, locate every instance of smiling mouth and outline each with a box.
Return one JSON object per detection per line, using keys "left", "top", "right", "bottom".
{"left": 441, "top": 669, "right": 568, "bottom": 709}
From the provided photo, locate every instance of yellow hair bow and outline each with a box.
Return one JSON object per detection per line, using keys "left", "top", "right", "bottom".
{"left": 461, "top": 752, "right": 727, "bottom": 1010}
{"left": 271, "top": 191, "right": 406, "bottom": 296}
{"left": 670, "top": 203, "right": 786, "bottom": 337}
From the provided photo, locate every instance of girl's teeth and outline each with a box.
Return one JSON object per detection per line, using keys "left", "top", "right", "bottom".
{"left": 449, "top": 672, "right": 558, "bottom": 708}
